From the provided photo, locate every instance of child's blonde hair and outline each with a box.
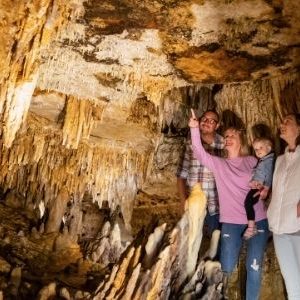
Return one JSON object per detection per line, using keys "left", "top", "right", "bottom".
{"left": 252, "top": 138, "right": 273, "bottom": 155}
{"left": 253, "top": 137, "right": 273, "bottom": 149}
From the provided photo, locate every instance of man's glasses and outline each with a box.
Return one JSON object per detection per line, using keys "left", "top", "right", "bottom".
{"left": 200, "top": 117, "right": 218, "bottom": 125}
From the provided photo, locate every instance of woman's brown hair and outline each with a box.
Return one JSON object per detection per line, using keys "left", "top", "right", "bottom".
{"left": 288, "top": 113, "right": 300, "bottom": 146}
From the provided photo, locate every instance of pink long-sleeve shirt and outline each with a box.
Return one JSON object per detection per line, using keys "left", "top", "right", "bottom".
{"left": 191, "top": 128, "right": 267, "bottom": 224}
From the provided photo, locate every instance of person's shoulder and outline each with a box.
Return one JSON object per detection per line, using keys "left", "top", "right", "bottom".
{"left": 215, "top": 133, "right": 224, "bottom": 142}
{"left": 275, "top": 153, "right": 285, "bottom": 162}
{"left": 244, "top": 155, "right": 257, "bottom": 166}
{"left": 260, "top": 152, "right": 275, "bottom": 162}
{"left": 213, "top": 133, "right": 224, "bottom": 149}
{"left": 265, "top": 152, "right": 275, "bottom": 159}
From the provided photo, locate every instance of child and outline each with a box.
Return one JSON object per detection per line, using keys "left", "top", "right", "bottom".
{"left": 243, "top": 137, "right": 275, "bottom": 239}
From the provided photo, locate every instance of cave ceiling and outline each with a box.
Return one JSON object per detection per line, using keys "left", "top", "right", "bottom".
{"left": 1, "top": 0, "right": 300, "bottom": 147}
{"left": 3, "top": 0, "right": 297, "bottom": 146}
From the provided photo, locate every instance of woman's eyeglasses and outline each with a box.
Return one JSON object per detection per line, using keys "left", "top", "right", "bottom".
{"left": 200, "top": 117, "right": 218, "bottom": 125}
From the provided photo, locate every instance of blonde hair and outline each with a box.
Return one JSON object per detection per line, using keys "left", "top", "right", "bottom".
{"left": 253, "top": 138, "right": 273, "bottom": 150}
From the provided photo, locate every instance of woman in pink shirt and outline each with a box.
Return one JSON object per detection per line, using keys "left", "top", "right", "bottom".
{"left": 189, "top": 111, "right": 269, "bottom": 300}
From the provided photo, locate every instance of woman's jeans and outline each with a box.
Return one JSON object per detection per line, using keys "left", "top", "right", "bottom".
{"left": 273, "top": 232, "right": 300, "bottom": 300}
{"left": 205, "top": 212, "right": 220, "bottom": 235}
{"left": 220, "top": 219, "right": 269, "bottom": 300}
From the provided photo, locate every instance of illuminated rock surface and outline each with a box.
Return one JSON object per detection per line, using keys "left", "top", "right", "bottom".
{"left": 0, "top": 0, "right": 298, "bottom": 298}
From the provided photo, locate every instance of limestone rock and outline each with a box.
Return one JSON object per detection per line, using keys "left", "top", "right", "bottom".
{"left": 0, "top": 257, "right": 11, "bottom": 274}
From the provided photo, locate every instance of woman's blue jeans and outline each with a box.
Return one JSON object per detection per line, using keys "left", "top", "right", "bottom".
{"left": 220, "top": 219, "right": 269, "bottom": 300}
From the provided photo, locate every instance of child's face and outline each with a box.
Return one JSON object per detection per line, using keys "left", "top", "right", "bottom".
{"left": 253, "top": 141, "right": 271, "bottom": 158}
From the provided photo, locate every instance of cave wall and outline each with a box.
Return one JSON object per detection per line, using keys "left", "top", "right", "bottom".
{"left": 0, "top": 1, "right": 300, "bottom": 299}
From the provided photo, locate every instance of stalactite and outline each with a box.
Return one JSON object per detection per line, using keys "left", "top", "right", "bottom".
{"left": 216, "top": 72, "right": 300, "bottom": 142}
{"left": 158, "top": 84, "right": 216, "bottom": 138}
{"left": 270, "top": 72, "right": 300, "bottom": 117}
{"left": 0, "top": 115, "right": 151, "bottom": 231}
{"left": 0, "top": 0, "right": 86, "bottom": 148}
{"left": 62, "top": 96, "right": 105, "bottom": 149}
{"left": 0, "top": 0, "right": 52, "bottom": 147}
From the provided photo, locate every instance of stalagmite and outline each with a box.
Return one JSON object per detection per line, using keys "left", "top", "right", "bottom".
{"left": 90, "top": 184, "right": 218, "bottom": 299}
{"left": 131, "top": 270, "right": 151, "bottom": 300}
{"left": 204, "top": 261, "right": 222, "bottom": 285}
{"left": 181, "top": 260, "right": 206, "bottom": 297}
{"left": 122, "top": 263, "right": 142, "bottom": 300}
{"left": 0, "top": 257, "right": 11, "bottom": 274}
{"left": 206, "top": 229, "right": 221, "bottom": 260}
{"left": 59, "top": 287, "right": 71, "bottom": 300}
{"left": 45, "top": 187, "right": 69, "bottom": 233}
{"left": 144, "top": 223, "right": 166, "bottom": 268}
{"left": 186, "top": 183, "right": 207, "bottom": 278}
{"left": 105, "top": 246, "right": 136, "bottom": 299}
{"left": 9, "top": 267, "right": 22, "bottom": 297}
{"left": 94, "top": 247, "right": 135, "bottom": 299}
{"left": 37, "top": 282, "right": 56, "bottom": 300}
{"left": 146, "top": 245, "right": 173, "bottom": 299}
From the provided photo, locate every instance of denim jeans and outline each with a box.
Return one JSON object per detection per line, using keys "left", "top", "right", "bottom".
{"left": 220, "top": 219, "right": 269, "bottom": 300}
{"left": 205, "top": 212, "right": 220, "bottom": 235}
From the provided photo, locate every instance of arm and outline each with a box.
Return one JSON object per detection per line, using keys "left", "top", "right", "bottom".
{"left": 263, "top": 154, "right": 275, "bottom": 187}
{"left": 259, "top": 186, "right": 270, "bottom": 201}
{"left": 254, "top": 155, "right": 275, "bottom": 200}
{"left": 297, "top": 200, "right": 300, "bottom": 218}
{"left": 253, "top": 155, "right": 274, "bottom": 188}
{"left": 249, "top": 180, "right": 263, "bottom": 189}
{"left": 177, "top": 177, "right": 188, "bottom": 211}
{"left": 176, "top": 142, "right": 190, "bottom": 211}
{"left": 190, "top": 127, "right": 217, "bottom": 172}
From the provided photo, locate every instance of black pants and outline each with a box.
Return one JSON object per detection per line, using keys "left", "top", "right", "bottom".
{"left": 244, "top": 189, "right": 260, "bottom": 221}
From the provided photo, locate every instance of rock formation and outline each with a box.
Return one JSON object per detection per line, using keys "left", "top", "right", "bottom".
{"left": 0, "top": 0, "right": 299, "bottom": 298}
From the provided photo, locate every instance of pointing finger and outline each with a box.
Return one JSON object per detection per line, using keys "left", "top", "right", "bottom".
{"left": 191, "top": 108, "right": 196, "bottom": 119}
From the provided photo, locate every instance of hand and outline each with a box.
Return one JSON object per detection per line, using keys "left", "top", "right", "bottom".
{"left": 249, "top": 180, "right": 263, "bottom": 189}
{"left": 297, "top": 201, "right": 300, "bottom": 218}
{"left": 253, "top": 186, "right": 269, "bottom": 200}
{"left": 259, "top": 186, "right": 270, "bottom": 201}
{"left": 188, "top": 109, "right": 199, "bottom": 128}
{"left": 249, "top": 181, "right": 257, "bottom": 189}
